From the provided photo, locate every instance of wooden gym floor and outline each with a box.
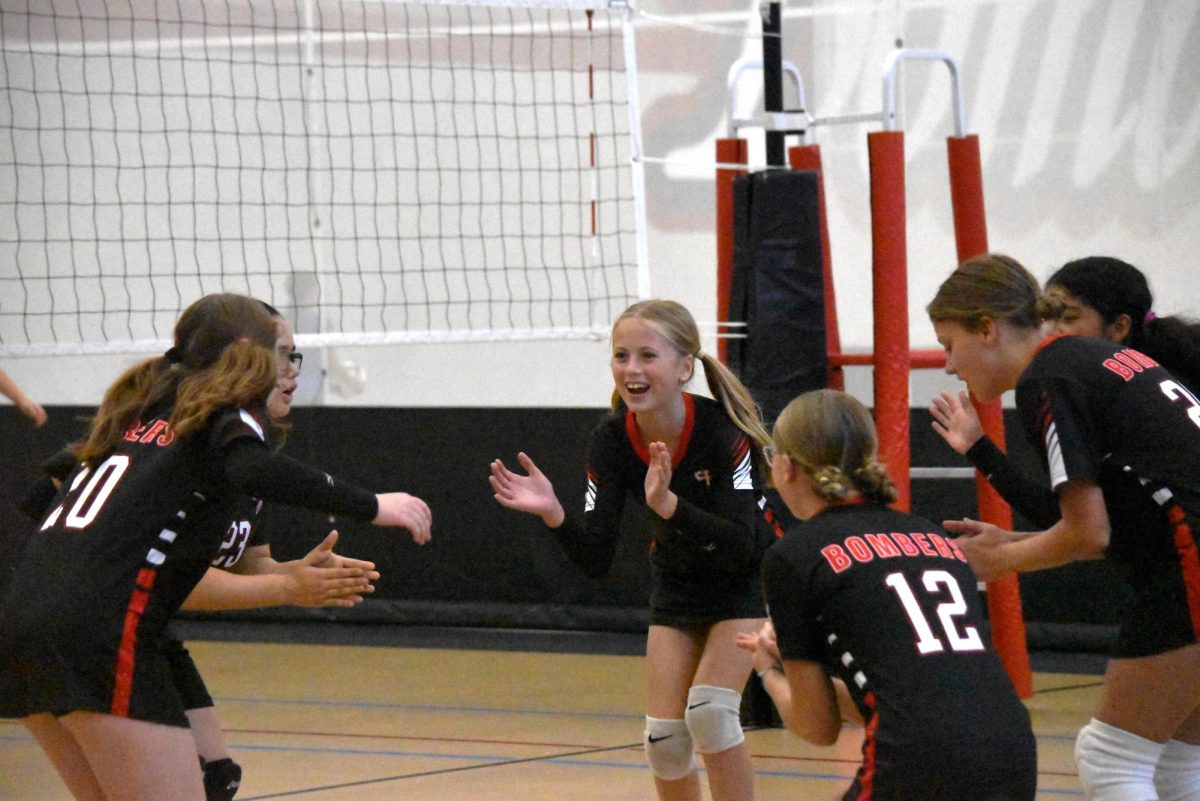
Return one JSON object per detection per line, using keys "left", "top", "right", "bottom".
{"left": 0, "top": 624, "right": 1098, "bottom": 800}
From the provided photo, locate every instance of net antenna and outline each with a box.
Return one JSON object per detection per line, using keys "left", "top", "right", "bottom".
{"left": 0, "top": 0, "right": 647, "bottom": 357}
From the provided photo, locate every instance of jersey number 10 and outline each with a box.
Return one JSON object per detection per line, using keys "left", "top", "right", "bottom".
{"left": 40, "top": 454, "right": 131, "bottom": 531}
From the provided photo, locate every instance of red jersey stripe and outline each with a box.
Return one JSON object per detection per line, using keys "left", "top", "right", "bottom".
{"left": 856, "top": 691, "right": 879, "bottom": 800}
{"left": 1168, "top": 505, "right": 1200, "bottom": 639}
{"left": 111, "top": 567, "right": 157, "bottom": 717}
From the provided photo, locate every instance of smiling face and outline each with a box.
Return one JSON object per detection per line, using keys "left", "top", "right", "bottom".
{"left": 610, "top": 316, "right": 693, "bottom": 414}
{"left": 933, "top": 318, "right": 1010, "bottom": 403}
{"left": 269, "top": 317, "right": 299, "bottom": 419}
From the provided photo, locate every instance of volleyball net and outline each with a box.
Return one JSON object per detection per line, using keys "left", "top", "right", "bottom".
{"left": 0, "top": 0, "right": 645, "bottom": 356}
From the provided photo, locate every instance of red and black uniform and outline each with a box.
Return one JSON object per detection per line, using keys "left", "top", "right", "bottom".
{"left": 764, "top": 503, "right": 1036, "bottom": 801}
{"left": 0, "top": 399, "right": 378, "bottom": 727}
{"left": 14, "top": 445, "right": 274, "bottom": 717}
{"left": 165, "top": 492, "right": 272, "bottom": 713}
{"left": 554, "top": 393, "right": 779, "bottom": 627}
{"left": 1017, "top": 335, "right": 1200, "bottom": 658}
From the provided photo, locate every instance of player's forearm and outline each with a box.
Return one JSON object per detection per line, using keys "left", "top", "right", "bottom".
{"left": 760, "top": 662, "right": 841, "bottom": 746}
{"left": 0, "top": 370, "right": 23, "bottom": 402}
{"left": 228, "top": 550, "right": 285, "bottom": 576}
{"left": 181, "top": 567, "right": 289, "bottom": 610}
{"left": 997, "top": 521, "right": 1107, "bottom": 573}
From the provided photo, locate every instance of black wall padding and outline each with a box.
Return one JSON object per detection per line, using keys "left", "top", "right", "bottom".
{"left": 726, "top": 169, "right": 828, "bottom": 428}
{"left": 0, "top": 405, "right": 1127, "bottom": 646}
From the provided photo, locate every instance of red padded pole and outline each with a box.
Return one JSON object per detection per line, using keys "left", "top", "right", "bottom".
{"left": 868, "top": 131, "right": 910, "bottom": 512}
{"left": 788, "top": 144, "right": 843, "bottom": 391}
{"left": 716, "top": 138, "right": 748, "bottom": 364}
{"left": 948, "top": 134, "right": 1033, "bottom": 699}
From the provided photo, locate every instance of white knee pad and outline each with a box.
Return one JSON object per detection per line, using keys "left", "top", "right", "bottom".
{"left": 1075, "top": 718, "right": 1164, "bottom": 801}
{"left": 1155, "top": 739, "right": 1200, "bottom": 801}
{"left": 684, "top": 685, "right": 745, "bottom": 754}
{"left": 644, "top": 717, "right": 695, "bottom": 781}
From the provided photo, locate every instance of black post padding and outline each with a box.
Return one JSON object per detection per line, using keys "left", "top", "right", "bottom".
{"left": 726, "top": 169, "right": 828, "bottom": 430}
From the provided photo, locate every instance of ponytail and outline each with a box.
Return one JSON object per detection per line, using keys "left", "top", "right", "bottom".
{"left": 695, "top": 350, "right": 771, "bottom": 451}
{"left": 75, "top": 356, "right": 176, "bottom": 465}
{"left": 1135, "top": 315, "right": 1200, "bottom": 392}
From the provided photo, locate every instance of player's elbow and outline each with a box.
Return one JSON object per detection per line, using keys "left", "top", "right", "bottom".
{"left": 1065, "top": 520, "right": 1109, "bottom": 560}
{"left": 796, "top": 717, "right": 841, "bottom": 746}
{"left": 779, "top": 704, "right": 841, "bottom": 746}
{"left": 1083, "top": 524, "right": 1109, "bottom": 558}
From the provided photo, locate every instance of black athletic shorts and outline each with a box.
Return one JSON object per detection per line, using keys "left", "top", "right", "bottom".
{"left": 163, "top": 633, "right": 215, "bottom": 711}
{"left": 649, "top": 565, "right": 765, "bottom": 628}
{"left": 1113, "top": 558, "right": 1200, "bottom": 658}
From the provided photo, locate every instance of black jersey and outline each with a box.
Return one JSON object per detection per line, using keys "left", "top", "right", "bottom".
{"left": 764, "top": 503, "right": 1035, "bottom": 801}
{"left": 211, "top": 490, "right": 270, "bottom": 568}
{"left": 554, "top": 393, "right": 779, "bottom": 625}
{"left": 1017, "top": 335, "right": 1200, "bottom": 656}
{"left": 556, "top": 393, "right": 777, "bottom": 578}
{"left": 1017, "top": 336, "right": 1200, "bottom": 563}
{"left": 0, "top": 401, "right": 267, "bottom": 722}
{"left": 0, "top": 399, "right": 378, "bottom": 725}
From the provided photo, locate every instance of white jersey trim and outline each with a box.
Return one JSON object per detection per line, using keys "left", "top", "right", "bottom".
{"left": 1044, "top": 421, "right": 1068, "bottom": 489}
{"left": 584, "top": 475, "right": 597, "bottom": 512}
{"left": 238, "top": 408, "right": 266, "bottom": 441}
{"left": 732, "top": 449, "right": 753, "bottom": 491}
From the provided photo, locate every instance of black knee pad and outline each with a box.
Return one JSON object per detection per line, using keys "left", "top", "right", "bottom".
{"left": 202, "top": 757, "right": 242, "bottom": 801}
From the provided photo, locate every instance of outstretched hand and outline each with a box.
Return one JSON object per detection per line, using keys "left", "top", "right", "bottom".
{"left": 282, "top": 530, "right": 380, "bottom": 608}
{"left": 943, "top": 517, "right": 1012, "bottom": 582}
{"left": 929, "top": 389, "right": 984, "bottom": 455}
{"left": 489, "top": 452, "right": 565, "bottom": 527}
{"left": 644, "top": 441, "right": 678, "bottom": 519}
{"left": 307, "top": 529, "right": 378, "bottom": 572}
{"left": 373, "top": 493, "right": 433, "bottom": 544}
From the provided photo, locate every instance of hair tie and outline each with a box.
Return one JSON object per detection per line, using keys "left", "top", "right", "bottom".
{"left": 164, "top": 346, "right": 182, "bottom": 364}
{"left": 1144, "top": 311, "right": 1158, "bottom": 323}
{"left": 694, "top": 348, "right": 706, "bottom": 360}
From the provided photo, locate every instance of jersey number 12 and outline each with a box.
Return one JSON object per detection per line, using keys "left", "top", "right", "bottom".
{"left": 884, "top": 570, "right": 985, "bottom": 655}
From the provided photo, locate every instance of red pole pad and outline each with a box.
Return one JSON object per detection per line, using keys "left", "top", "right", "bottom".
{"left": 868, "top": 131, "right": 910, "bottom": 511}
{"left": 715, "top": 139, "right": 748, "bottom": 364}
{"left": 949, "top": 135, "right": 1033, "bottom": 697}
{"left": 946, "top": 135, "right": 989, "bottom": 264}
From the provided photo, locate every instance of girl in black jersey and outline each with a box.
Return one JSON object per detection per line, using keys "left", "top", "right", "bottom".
{"left": 928, "top": 253, "right": 1200, "bottom": 801}
{"left": 171, "top": 307, "right": 380, "bottom": 801}
{"left": 16, "top": 307, "right": 381, "bottom": 801}
{"left": 0, "top": 294, "right": 432, "bottom": 801}
{"left": 490, "top": 299, "right": 777, "bottom": 801}
{"left": 930, "top": 255, "right": 1200, "bottom": 528}
{"left": 737, "top": 389, "right": 1035, "bottom": 801}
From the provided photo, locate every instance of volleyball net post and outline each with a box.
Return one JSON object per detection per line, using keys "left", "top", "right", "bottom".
{"left": 946, "top": 131, "right": 1033, "bottom": 698}
{"left": 716, "top": 35, "right": 1032, "bottom": 697}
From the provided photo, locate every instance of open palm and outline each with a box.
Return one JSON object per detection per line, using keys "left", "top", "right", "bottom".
{"left": 490, "top": 451, "right": 564, "bottom": 526}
